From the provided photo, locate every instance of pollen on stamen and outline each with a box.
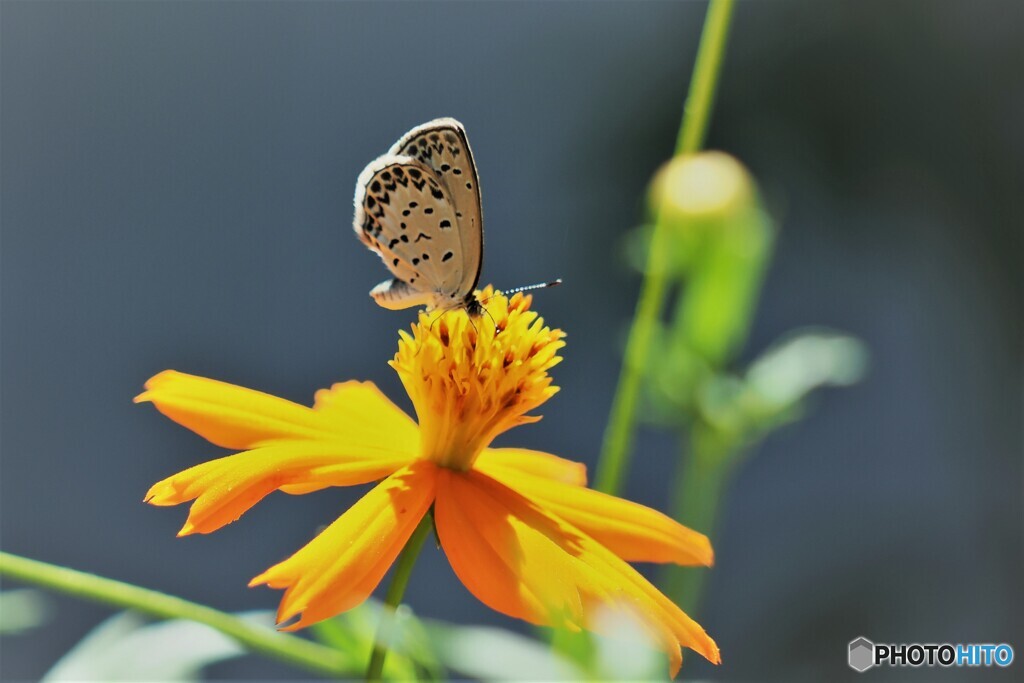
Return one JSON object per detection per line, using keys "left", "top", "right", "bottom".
{"left": 389, "top": 286, "right": 565, "bottom": 471}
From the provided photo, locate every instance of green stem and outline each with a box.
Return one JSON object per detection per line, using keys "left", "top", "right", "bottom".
{"left": 594, "top": 0, "right": 738, "bottom": 495}
{"left": 0, "top": 551, "right": 349, "bottom": 677}
{"left": 662, "top": 429, "right": 736, "bottom": 615}
{"left": 365, "top": 514, "right": 432, "bottom": 681}
{"left": 677, "top": 0, "right": 736, "bottom": 156}
{"left": 593, "top": 219, "right": 672, "bottom": 495}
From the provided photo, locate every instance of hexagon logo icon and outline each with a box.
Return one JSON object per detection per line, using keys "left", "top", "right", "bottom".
{"left": 849, "top": 637, "right": 875, "bottom": 672}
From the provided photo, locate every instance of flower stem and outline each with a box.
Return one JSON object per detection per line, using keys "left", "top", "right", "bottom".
{"left": 365, "top": 513, "right": 433, "bottom": 681}
{"left": 676, "top": 0, "right": 737, "bottom": 157}
{"left": 595, "top": 0, "right": 737, "bottom": 495}
{"left": 662, "top": 430, "right": 736, "bottom": 614}
{"left": 0, "top": 550, "right": 350, "bottom": 677}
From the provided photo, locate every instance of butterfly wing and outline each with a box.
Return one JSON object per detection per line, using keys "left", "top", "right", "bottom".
{"left": 368, "top": 277, "right": 434, "bottom": 310}
{"left": 353, "top": 155, "right": 467, "bottom": 309}
{"left": 390, "top": 118, "right": 483, "bottom": 297}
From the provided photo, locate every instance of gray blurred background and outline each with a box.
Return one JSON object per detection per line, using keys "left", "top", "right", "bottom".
{"left": 1, "top": 1, "right": 1021, "bottom": 680}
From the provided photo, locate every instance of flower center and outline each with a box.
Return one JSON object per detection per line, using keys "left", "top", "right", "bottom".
{"left": 390, "top": 288, "right": 565, "bottom": 470}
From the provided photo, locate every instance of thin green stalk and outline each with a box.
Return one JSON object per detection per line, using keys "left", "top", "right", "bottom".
{"left": 677, "top": 0, "right": 736, "bottom": 156}
{"left": 0, "top": 551, "right": 349, "bottom": 677}
{"left": 661, "top": 431, "right": 736, "bottom": 615}
{"left": 365, "top": 514, "right": 432, "bottom": 681}
{"left": 595, "top": 0, "right": 737, "bottom": 495}
{"left": 594, "top": 220, "right": 673, "bottom": 495}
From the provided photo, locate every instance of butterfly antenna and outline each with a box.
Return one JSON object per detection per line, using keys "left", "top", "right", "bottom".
{"left": 428, "top": 309, "right": 448, "bottom": 334}
{"left": 482, "top": 279, "right": 563, "bottom": 304}
{"left": 416, "top": 309, "right": 450, "bottom": 358}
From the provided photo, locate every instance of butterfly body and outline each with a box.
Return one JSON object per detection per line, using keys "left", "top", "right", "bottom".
{"left": 353, "top": 118, "right": 484, "bottom": 313}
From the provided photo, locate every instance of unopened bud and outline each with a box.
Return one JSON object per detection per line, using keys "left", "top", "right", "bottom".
{"left": 651, "top": 151, "right": 754, "bottom": 224}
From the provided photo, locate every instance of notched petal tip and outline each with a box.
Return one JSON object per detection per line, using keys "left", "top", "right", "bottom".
{"left": 275, "top": 616, "right": 308, "bottom": 632}
{"left": 143, "top": 481, "right": 178, "bottom": 506}
{"left": 247, "top": 567, "right": 279, "bottom": 588}
{"left": 137, "top": 370, "right": 182, "bottom": 400}
{"left": 271, "top": 589, "right": 307, "bottom": 627}
{"left": 144, "top": 369, "right": 181, "bottom": 387}
{"left": 679, "top": 622, "right": 721, "bottom": 669}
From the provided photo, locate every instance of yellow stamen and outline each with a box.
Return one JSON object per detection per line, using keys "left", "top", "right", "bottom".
{"left": 390, "top": 288, "right": 565, "bottom": 470}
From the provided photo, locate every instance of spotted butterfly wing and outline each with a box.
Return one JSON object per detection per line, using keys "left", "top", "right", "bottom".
{"left": 353, "top": 118, "right": 483, "bottom": 311}
{"left": 389, "top": 119, "right": 483, "bottom": 297}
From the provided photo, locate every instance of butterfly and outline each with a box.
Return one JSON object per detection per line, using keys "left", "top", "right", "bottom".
{"left": 352, "top": 118, "right": 488, "bottom": 316}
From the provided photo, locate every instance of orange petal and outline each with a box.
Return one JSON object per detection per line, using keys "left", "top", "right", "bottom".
{"left": 475, "top": 462, "right": 711, "bottom": 567}
{"left": 145, "top": 440, "right": 411, "bottom": 534}
{"left": 273, "top": 383, "right": 422, "bottom": 495}
{"left": 311, "top": 381, "right": 420, "bottom": 457}
{"left": 136, "top": 372, "right": 419, "bottom": 457}
{"left": 250, "top": 461, "right": 437, "bottom": 629}
{"left": 474, "top": 448, "right": 587, "bottom": 486}
{"left": 135, "top": 371, "right": 336, "bottom": 449}
{"left": 434, "top": 470, "right": 719, "bottom": 675}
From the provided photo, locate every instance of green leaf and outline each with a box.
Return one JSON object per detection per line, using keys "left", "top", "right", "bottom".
{"left": 745, "top": 329, "right": 868, "bottom": 413}
{"left": 690, "top": 328, "right": 866, "bottom": 443}
{"left": 426, "top": 621, "right": 584, "bottom": 681}
{"left": 691, "top": 329, "right": 866, "bottom": 446}
{"left": 550, "top": 627, "right": 598, "bottom": 676}
{"left": 42, "top": 611, "right": 274, "bottom": 682}
{"left": 0, "top": 589, "right": 52, "bottom": 635}
{"left": 588, "top": 610, "right": 668, "bottom": 680}
{"left": 312, "top": 599, "right": 442, "bottom": 681}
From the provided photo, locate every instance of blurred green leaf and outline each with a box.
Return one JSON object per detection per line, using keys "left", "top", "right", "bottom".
{"left": 315, "top": 600, "right": 604, "bottom": 681}
{"left": 745, "top": 329, "right": 868, "bottom": 408}
{"left": 695, "top": 328, "right": 868, "bottom": 441}
{"left": 548, "top": 608, "right": 669, "bottom": 681}
{"left": 425, "top": 620, "right": 584, "bottom": 681}
{"left": 311, "top": 599, "right": 442, "bottom": 681}
{"left": 694, "top": 373, "right": 749, "bottom": 439}
{"left": 647, "top": 326, "right": 866, "bottom": 447}
{"left": 640, "top": 323, "right": 708, "bottom": 426}
{"left": 42, "top": 611, "right": 274, "bottom": 682}
{"left": 0, "top": 589, "right": 52, "bottom": 634}
{"left": 550, "top": 627, "right": 598, "bottom": 677}
{"left": 315, "top": 600, "right": 689, "bottom": 682}
{"left": 589, "top": 608, "right": 667, "bottom": 680}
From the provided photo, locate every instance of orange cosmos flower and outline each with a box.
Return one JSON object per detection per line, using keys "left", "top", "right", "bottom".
{"left": 138, "top": 288, "right": 719, "bottom": 674}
